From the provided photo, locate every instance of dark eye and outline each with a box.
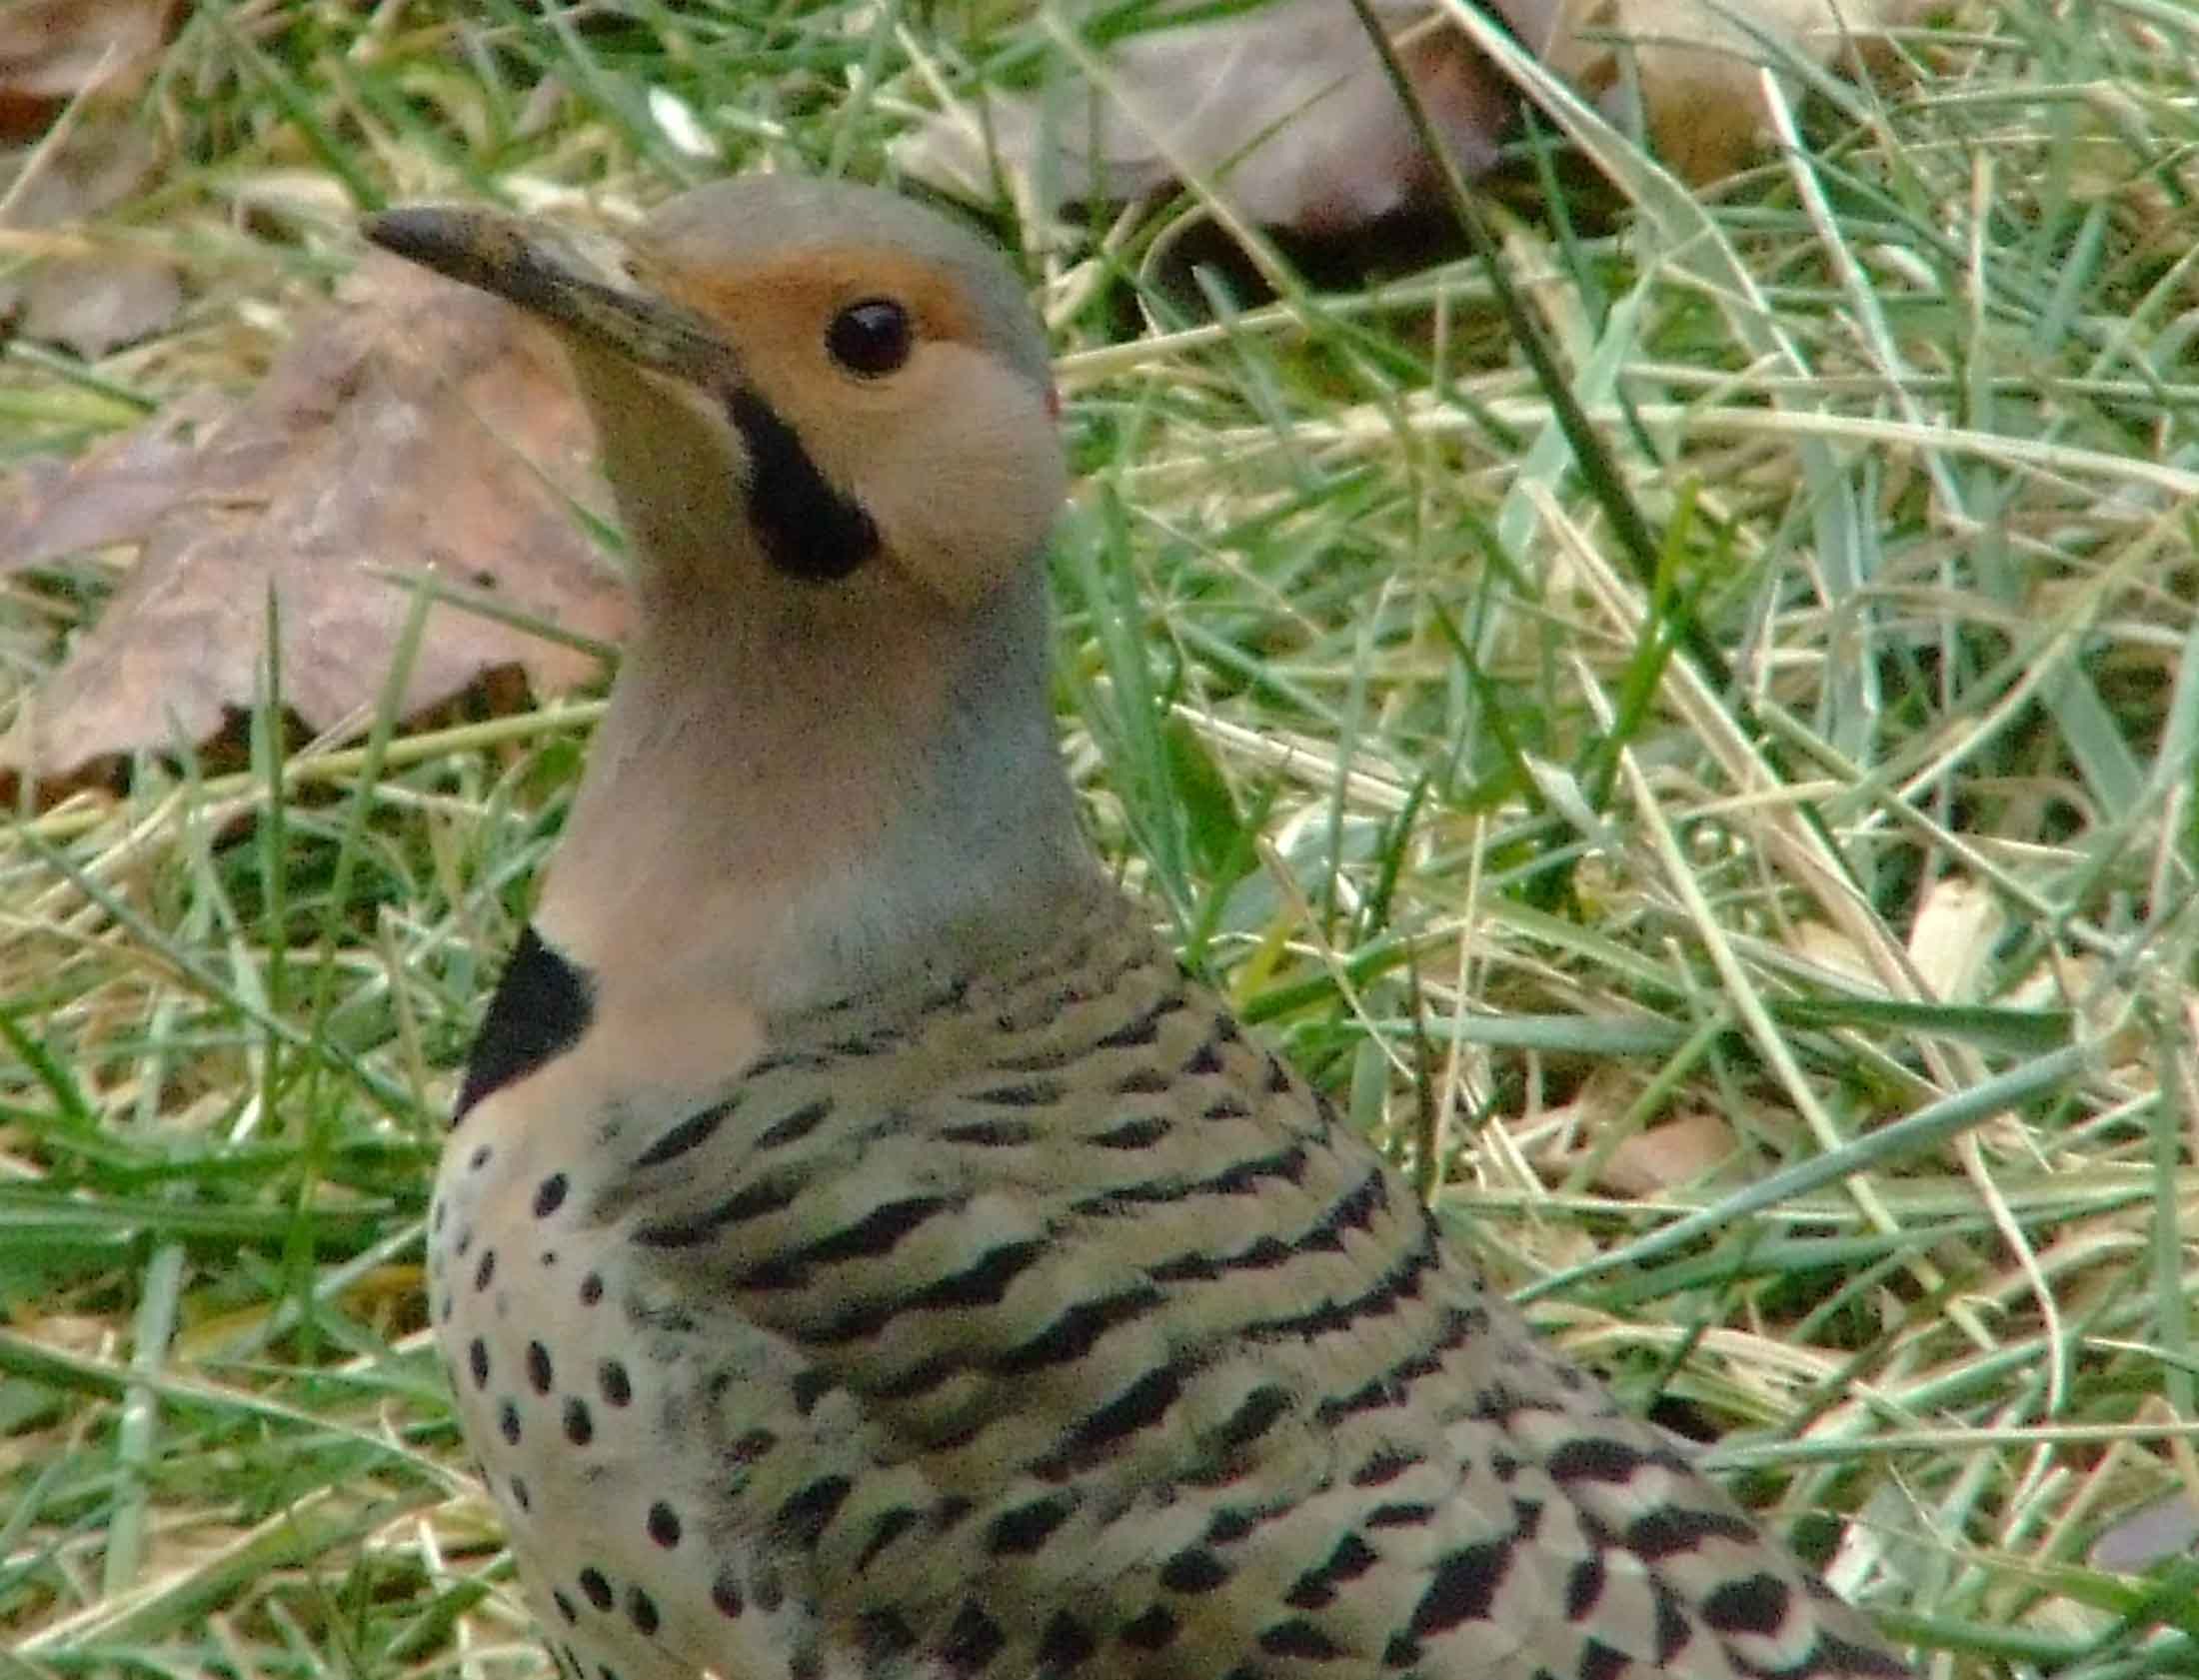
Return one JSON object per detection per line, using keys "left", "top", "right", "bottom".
{"left": 826, "top": 298, "right": 913, "bottom": 377}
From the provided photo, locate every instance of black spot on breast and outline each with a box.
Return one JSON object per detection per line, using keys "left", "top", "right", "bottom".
{"left": 1095, "top": 993, "right": 1186, "bottom": 1049}
{"left": 972, "top": 1079, "right": 1063, "bottom": 1107}
{"left": 627, "top": 1586, "right": 659, "bottom": 1636}
{"left": 1701, "top": 1573, "right": 1790, "bottom": 1636}
{"left": 1285, "top": 1532, "right": 1378, "bottom": 1611}
{"left": 942, "top": 1599, "right": 1007, "bottom": 1677}
{"left": 780, "top": 1474, "right": 853, "bottom": 1548}
{"left": 498, "top": 1401, "right": 521, "bottom": 1444}
{"left": 994, "top": 1286, "right": 1162, "bottom": 1375}
{"left": 1653, "top": 1585, "right": 1692, "bottom": 1665}
{"left": 647, "top": 1501, "right": 681, "bottom": 1548}
{"left": 858, "top": 1507, "right": 922, "bottom": 1572}
{"left": 455, "top": 926, "right": 595, "bottom": 1124}
{"left": 580, "top": 1271, "right": 604, "bottom": 1306}
{"left": 1564, "top": 1551, "right": 1605, "bottom": 1619}
{"left": 756, "top": 1565, "right": 785, "bottom": 1611}
{"left": 526, "top": 1340, "right": 553, "bottom": 1393}
{"left": 743, "top": 1194, "right": 950, "bottom": 1289}
{"left": 1625, "top": 1505, "right": 1757, "bottom": 1561}
{"left": 1579, "top": 1639, "right": 1629, "bottom": 1680}
{"left": 1408, "top": 1541, "right": 1510, "bottom": 1635}
{"left": 711, "top": 1568, "right": 744, "bottom": 1618}
{"left": 932, "top": 1495, "right": 975, "bottom": 1532}
{"left": 1545, "top": 1437, "right": 1649, "bottom": 1484}
{"left": 1351, "top": 1449, "right": 1419, "bottom": 1486}
{"left": 578, "top": 1568, "right": 613, "bottom": 1611}
{"left": 1260, "top": 1621, "right": 1346, "bottom": 1660}
{"left": 756, "top": 1098, "right": 833, "bottom": 1149}
{"left": 1088, "top": 1116, "right": 1170, "bottom": 1149}
{"left": 1205, "top": 1507, "right": 1258, "bottom": 1545}
{"left": 467, "top": 1338, "right": 489, "bottom": 1389}
{"left": 1038, "top": 1610, "right": 1097, "bottom": 1670}
{"left": 534, "top": 1173, "right": 569, "bottom": 1217}
{"left": 728, "top": 389, "right": 877, "bottom": 581}
{"left": 941, "top": 1110, "right": 1043, "bottom": 1145}
{"left": 635, "top": 1098, "right": 735, "bottom": 1167}
{"left": 1037, "top": 1364, "right": 1183, "bottom": 1478}
{"left": 633, "top": 1173, "right": 803, "bottom": 1248}
{"left": 1367, "top": 1502, "right": 1435, "bottom": 1529}
{"left": 1814, "top": 1634, "right": 1914, "bottom": 1677}
{"left": 860, "top": 1609, "right": 919, "bottom": 1666}
{"left": 563, "top": 1396, "right": 594, "bottom": 1445}
{"left": 1159, "top": 1548, "right": 1228, "bottom": 1593}
{"left": 553, "top": 1589, "right": 578, "bottom": 1624}
{"left": 1118, "top": 1606, "right": 1179, "bottom": 1650}
{"left": 1182, "top": 1034, "right": 1225, "bottom": 1075}
{"left": 599, "top": 1359, "right": 632, "bottom": 1406}
{"left": 988, "top": 1494, "right": 1076, "bottom": 1554}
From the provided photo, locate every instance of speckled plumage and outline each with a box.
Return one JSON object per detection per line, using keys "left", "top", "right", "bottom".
{"left": 374, "top": 178, "right": 1912, "bottom": 1680}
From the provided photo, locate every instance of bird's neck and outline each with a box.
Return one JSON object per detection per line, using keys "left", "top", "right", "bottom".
{"left": 534, "top": 564, "right": 1101, "bottom": 1018}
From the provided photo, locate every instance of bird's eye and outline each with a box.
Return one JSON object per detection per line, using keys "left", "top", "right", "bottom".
{"left": 826, "top": 298, "right": 913, "bottom": 377}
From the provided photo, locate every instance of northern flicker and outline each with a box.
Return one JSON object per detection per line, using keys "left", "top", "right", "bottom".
{"left": 368, "top": 177, "right": 1913, "bottom": 1680}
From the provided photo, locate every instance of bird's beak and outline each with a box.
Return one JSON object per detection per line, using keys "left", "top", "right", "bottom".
{"left": 363, "top": 205, "right": 742, "bottom": 390}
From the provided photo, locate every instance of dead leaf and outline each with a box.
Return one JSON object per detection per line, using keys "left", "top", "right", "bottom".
{"left": 1592, "top": 1110, "right": 1738, "bottom": 1195}
{"left": 0, "top": 0, "right": 174, "bottom": 132}
{"left": 0, "top": 250, "right": 632, "bottom": 791}
{"left": 898, "top": 0, "right": 1517, "bottom": 237}
{"left": 1, "top": 117, "right": 181, "bottom": 357}
{"left": 1513, "top": 0, "right": 1935, "bottom": 182}
{"left": 1790, "top": 918, "right": 1875, "bottom": 987}
{"left": 902, "top": 0, "right": 1935, "bottom": 233}
{"left": 2093, "top": 1494, "right": 2199, "bottom": 1573}
{"left": 1907, "top": 873, "right": 2002, "bottom": 1003}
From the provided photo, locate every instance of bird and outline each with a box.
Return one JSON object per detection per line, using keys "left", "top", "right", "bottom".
{"left": 366, "top": 176, "right": 1914, "bottom": 1680}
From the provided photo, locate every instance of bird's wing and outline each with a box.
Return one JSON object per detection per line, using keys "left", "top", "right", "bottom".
{"left": 588, "top": 897, "right": 1909, "bottom": 1680}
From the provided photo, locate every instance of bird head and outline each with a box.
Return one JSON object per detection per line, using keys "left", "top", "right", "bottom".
{"left": 365, "top": 177, "right": 1065, "bottom": 619}
{"left": 364, "top": 179, "right": 1090, "bottom": 1010}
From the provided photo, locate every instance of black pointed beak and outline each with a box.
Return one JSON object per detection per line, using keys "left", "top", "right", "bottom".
{"left": 364, "top": 205, "right": 742, "bottom": 389}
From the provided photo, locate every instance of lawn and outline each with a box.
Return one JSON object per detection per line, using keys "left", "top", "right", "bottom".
{"left": 3, "top": 4, "right": 2196, "bottom": 1678}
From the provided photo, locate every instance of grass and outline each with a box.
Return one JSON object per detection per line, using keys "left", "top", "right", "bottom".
{"left": 2, "top": 2, "right": 2196, "bottom": 1677}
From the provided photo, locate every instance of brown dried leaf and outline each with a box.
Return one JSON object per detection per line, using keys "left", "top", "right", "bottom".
{"left": 0, "top": 0, "right": 173, "bottom": 116}
{"left": 1594, "top": 1110, "right": 1739, "bottom": 1196}
{"left": 1510, "top": 0, "right": 1937, "bottom": 182}
{"left": 902, "top": 0, "right": 1935, "bottom": 232}
{"left": 898, "top": 0, "right": 1516, "bottom": 236}
{"left": 2093, "top": 1492, "right": 2199, "bottom": 1573}
{"left": 0, "top": 251, "right": 631, "bottom": 790}
{"left": 1, "top": 118, "right": 180, "bottom": 357}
